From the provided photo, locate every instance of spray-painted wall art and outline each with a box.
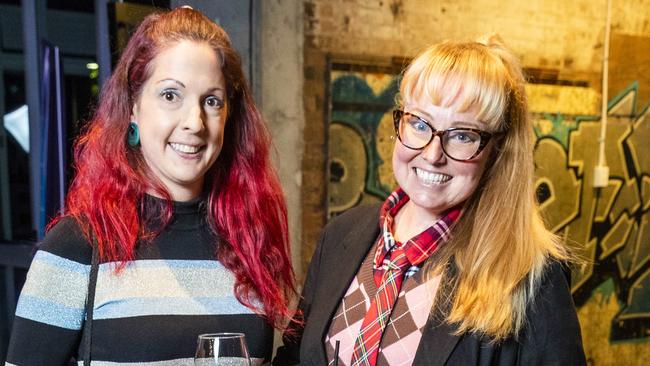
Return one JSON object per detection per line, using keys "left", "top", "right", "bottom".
{"left": 327, "top": 62, "right": 401, "bottom": 217}
{"left": 530, "top": 83, "right": 650, "bottom": 363}
{"left": 326, "top": 61, "right": 650, "bottom": 364}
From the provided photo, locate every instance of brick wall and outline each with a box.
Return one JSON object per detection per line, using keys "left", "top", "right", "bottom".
{"left": 305, "top": 0, "right": 650, "bottom": 76}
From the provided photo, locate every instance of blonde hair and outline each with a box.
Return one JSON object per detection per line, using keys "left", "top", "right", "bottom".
{"left": 399, "top": 35, "right": 570, "bottom": 341}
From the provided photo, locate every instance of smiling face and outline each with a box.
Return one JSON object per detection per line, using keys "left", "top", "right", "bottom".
{"left": 131, "top": 40, "right": 228, "bottom": 201}
{"left": 392, "top": 95, "right": 493, "bottom": 222}
{"left": 131, "top": 41, "right": 227, "bottom": 201}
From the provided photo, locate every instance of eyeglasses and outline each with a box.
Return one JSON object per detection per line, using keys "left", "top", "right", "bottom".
{"left": 392, "top": 109, "right": 494, "bottom": 161}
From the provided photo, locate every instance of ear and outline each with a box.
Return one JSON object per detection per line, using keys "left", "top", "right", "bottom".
{"left": 130, "top": 102, "right": 139, "bottom": 123}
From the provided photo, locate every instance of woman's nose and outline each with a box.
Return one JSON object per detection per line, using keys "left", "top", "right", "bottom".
{"left": 421, "top": 134, "right": 446, "bottom": 163}
{"left": 182, "top": 103, "right": 205, "bottom": 132}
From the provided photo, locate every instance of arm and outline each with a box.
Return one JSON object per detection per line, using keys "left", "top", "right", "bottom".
{"left": 518, "top": 261, "right": 587, "bottom": 366}
{"left": 272, "top": 227, "right": 327, "bottom": 366}
{"left": 5, "top": 219, "right": 91, "bottom": 366}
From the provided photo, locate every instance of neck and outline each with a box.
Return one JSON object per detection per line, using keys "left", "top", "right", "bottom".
{"left": 146, "top": 187, "right": 202, "bottom": 202}
{"left": 393, "top": 201, "right": 441, "bottom": 242}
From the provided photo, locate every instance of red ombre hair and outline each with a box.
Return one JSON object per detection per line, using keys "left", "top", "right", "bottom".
{"left": 61, "top": 8, "right": 295, "bottom": 328}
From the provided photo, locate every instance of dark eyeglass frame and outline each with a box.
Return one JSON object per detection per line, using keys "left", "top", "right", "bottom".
{"left": 392, "top": 109, "right": 495, "bottom": 161}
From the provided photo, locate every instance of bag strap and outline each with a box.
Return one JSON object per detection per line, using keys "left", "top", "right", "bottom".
{"left": 82, "top": 240, "right": 100, "bottom": 366}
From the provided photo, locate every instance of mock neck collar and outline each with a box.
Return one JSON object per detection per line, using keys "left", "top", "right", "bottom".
{"left": 142, "top": 193, "right": 206, "bottom": 231}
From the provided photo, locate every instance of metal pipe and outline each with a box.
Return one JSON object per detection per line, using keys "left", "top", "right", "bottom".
{"left": 95, "top": 0, "right": 111, "bottom": 87}
{"left": 21, "top": 0, "right": 43, "bottom": 238}
{"left": 594, "top": 0, "right": 612, "bottom": 188}
{"left": 598, "top": 0, "right": 612, "bottom": 168}
{"left": 0, "top": 39, "right": 13, "bottom": 240}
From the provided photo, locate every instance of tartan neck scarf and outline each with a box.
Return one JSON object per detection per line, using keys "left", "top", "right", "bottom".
{"left": 350, "top": 188, "right": 460, "bottom": 366}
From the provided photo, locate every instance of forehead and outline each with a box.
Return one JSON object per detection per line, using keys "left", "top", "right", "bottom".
{"left": 145, "top": 40, "right": 224, "bottom": 87}
{"left": 399, "top": 48, "right": 509, "bottom": 131}
{"left": 404, "top": 95, "right": 484, "bottom": 127}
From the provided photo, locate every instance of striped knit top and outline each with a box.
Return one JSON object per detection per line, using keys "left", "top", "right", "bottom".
{"left": 6, "top": 196, "right": 273, "bottom": 365}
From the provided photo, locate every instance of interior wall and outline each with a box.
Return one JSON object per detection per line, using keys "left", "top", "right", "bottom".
{"left": 305, "top": 0, "right": 650, "bottom": 82}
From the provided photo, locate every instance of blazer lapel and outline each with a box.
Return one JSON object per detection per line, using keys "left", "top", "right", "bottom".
{"left": 306, "top": 204, "right": 381, "bottom": 364}
{"left": 413, "top": 264, "right": 462, "bottom": 366}
{"left": 413, "top": 317, "right": 461, "bottom": 365}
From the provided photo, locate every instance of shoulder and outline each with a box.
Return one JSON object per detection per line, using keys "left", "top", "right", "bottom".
{"left": 38, "top": 216, "right": 93, "bottom": 264}
{"left": 310, "top": 203, "right": 381, "bottom": 267}
{"left": 527, "top": 259, "right": 574, "bottom": 316}
{"left": 535, "top": 260, "right": 572, "bottom": 301}
{"left": 518, "top": 259, "right": 586, "bottom": 364}
{"left": 306, "top": 203, "right": 380, "bottom": 271}
{"left": 317, "top": 203, "right": 381, "bottom": 252}
{"left": 324, "top": 204, "right": 381, "bottom": 233}
{"left": 528, "top": 259, "right": 582, "bottom": 327}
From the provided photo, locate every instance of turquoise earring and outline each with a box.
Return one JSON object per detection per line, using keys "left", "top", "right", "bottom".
{"left": 128, "top": 122, "right": 140, "bottom": 146}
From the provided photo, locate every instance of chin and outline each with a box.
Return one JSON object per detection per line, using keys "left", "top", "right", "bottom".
{"left": 408, "top": 196, "right": 438, "bottom": 209}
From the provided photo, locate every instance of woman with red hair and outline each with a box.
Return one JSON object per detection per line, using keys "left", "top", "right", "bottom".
{"left": 7, "top": 7, "right": 294, "bottom": 366}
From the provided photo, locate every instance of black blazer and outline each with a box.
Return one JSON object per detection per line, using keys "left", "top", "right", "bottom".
{"left": 274, "top": 204, "right": 586, "bottom": 366}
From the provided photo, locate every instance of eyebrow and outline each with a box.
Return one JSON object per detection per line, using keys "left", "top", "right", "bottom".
{"left": 155, "top": 79, "right": 225, "bottom": 94}
{"left": 156, "top": 78, "right": 186, "bottom": 88}
{"left": 411, "top": 109, "right": 435, "bottom": 123}
{"left": 205, "top": 87, "right": 226, "bottom": 94}
{"left": 408, "top": 109, "right": 484, "bottom": 129}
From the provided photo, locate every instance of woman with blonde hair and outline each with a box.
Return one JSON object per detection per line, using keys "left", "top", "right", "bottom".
{"left": 274, "top": 35, "right": 585, "bottom": 365}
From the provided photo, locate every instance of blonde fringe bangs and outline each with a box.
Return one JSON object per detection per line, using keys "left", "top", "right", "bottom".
{"left": 400, "top": 41, "right": 510, "bottom": 132}
{"left": 400, "top": 36, "right": 572, "bottom": 341}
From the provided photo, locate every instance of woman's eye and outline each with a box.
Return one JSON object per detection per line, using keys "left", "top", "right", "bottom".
{"left": 160, "top": 90, "right": 179, "bottom": 102}
{"left": 449, "top": 130, "right": 478, "bottom": 143}
{"left": 204, "top": 96, "right": 224, "bottom": 109}
{"left": 409, "top": 120, "right": 429, "bottom": 133}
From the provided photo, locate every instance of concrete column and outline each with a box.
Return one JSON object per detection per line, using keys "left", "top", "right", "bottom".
{"left": 170, "top": 0, "right": 255, "bottom": 85}
{"left": 257, "top": 0, "right": 305, "bottom": 276}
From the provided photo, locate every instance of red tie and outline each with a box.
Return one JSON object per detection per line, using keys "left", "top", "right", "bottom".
{"left": 350, "top": 246, "right": 411, "bottom": 366}
{"left": 347, "top": 188, "right": 460, "bottom": 366}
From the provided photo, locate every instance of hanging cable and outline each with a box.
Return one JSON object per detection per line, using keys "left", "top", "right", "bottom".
{"left": 594, "top": 0, "right": 612, "bottom": 188}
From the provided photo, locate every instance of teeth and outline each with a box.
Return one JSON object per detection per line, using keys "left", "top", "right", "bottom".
{"left": 170, "top": 143, "right": 201, "bottom": 154}
{"left": 415, "top": 168, "right": 451, "bottom": 185}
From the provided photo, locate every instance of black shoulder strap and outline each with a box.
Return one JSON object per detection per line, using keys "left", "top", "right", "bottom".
{"left": 82, "top": 241, "right": 100, "bottom": 365}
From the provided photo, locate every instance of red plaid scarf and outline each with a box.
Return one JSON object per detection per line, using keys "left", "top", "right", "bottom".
{"left": 350, "top": 188, "right": 460, "bottom": 366}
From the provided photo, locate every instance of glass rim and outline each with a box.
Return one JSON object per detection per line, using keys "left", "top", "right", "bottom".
{"left": 392, "top": 109, "right": 494, "bottom": 161}
{"left": 198, "top": 332, "right": 246, "bottom": 340}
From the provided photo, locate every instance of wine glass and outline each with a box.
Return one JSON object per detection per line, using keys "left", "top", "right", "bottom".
{"left": 194, "top": 333, "right": 251, "bottom": 366}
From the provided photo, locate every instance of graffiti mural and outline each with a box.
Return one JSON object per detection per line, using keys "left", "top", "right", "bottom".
{"left": 327, "top": 62, "right": 401, "bottom": 217}
{"left": 532, "top": 83, "right": 650, "bottom": 343}
{"left": 327, "top": 61, "right": 650, "bottom": 360}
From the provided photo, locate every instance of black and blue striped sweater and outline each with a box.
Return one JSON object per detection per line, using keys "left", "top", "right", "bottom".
{"left": 6, "top": 197, "right": 273, "bottom": 365}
